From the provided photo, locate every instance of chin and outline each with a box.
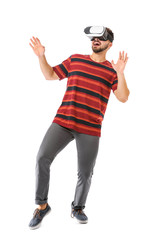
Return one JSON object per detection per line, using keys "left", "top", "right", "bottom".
{"left": 92, "top": 48, "right": 103, "bottom": 53}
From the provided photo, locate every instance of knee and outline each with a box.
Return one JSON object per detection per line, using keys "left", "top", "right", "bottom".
{"left": 36, "top": 153, "right": 52, "bottom": 168}
{"left": 78, "top": 169, "right": 94, "bottom": 180}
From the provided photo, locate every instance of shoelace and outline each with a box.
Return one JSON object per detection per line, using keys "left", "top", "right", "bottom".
{"left": 33, "top": 209, "right": 42, "bottom": 220}
{"left": 71, "top": 209, "right": 86, "bottom": 218}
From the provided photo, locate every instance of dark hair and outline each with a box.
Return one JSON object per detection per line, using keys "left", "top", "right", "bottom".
{"left": 106, "top": 27, "right": 114, "bottom": 42}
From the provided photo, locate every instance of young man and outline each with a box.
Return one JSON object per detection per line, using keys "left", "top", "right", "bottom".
{"left": 29, "top": 26, "right": 130, "bottom": 229}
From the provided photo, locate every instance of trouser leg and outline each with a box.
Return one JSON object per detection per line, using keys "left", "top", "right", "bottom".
{"left": 35, "top": 123, "right": 74, "bottom": 205}
{"left": 72, "top": 132, "right": 100, "bottom": 209}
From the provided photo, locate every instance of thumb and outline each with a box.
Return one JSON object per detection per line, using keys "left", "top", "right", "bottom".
{"left": 111, "top": 60, "right": 115, "bottom": 67}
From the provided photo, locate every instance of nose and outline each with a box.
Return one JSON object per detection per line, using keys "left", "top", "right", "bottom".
{"left": 92, "top": 37, "right": 99, "bottom": 41}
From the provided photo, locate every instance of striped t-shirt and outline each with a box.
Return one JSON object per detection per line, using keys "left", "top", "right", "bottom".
{"left": 52, "top": 54, "right": 118, "bottom": 137}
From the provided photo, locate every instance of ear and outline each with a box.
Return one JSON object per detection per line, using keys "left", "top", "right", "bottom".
{"left": 109, "top": 42, "right": 112, "bottom": 48}
{"left": 107, "top": 42, "right": 112, "bottom": 50}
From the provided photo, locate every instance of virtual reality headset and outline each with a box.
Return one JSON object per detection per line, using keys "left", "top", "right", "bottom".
{"left": 84, "top": 26, "right": 113, "bottom": 42}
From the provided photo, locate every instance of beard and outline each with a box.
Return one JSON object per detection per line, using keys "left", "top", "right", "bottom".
{"left": 92, "top": 43, "right": 109, "bottom": 53}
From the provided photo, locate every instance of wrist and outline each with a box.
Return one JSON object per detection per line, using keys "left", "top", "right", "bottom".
{"left": 116, "top": 71, "right": 124, "bottom": 76}
{"left": 38, "top": 54, "right": 45, "bottom": 60}
{"left": 38, "top": 55, "right": 46, "bottom": 64}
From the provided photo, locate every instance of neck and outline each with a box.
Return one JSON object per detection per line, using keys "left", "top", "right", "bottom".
{"left": 90, "top": 51, "right": 107, "bottom": 63}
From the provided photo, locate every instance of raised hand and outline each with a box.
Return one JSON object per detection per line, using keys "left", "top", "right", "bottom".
{"left": 111, "top": 51, "right": 128, "bottom": 74}
{"left": 29, "top": 37, "right": 45, "bottom": 57}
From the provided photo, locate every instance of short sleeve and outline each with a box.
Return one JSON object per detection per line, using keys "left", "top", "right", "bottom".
{"left": 111, "top": 73, "right": 118, "bottom": 92}
{"left": 52, "top": 56, "right": 71, "bottom": 80}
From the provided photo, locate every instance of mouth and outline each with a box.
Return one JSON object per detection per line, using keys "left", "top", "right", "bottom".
{"left": 93, "top": 41, "right": 101, "bottom": 47}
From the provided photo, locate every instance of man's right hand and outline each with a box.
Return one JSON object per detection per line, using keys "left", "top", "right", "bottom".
{"left": 29, "top": 36, "right": 59, "bottom": 80}
{"left": 29, "top": 37, "right": 45, "bottom": 57}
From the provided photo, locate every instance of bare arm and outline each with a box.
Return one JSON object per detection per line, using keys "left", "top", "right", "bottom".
{"left": 114, "top": 72, "right": 130, "bottom": 102}
{"left": 111, "top": 51, "right": 130, "bottom": 102}
{"left": 38, "top": 54, "right": 59, "bottom": 80}
{"left": 29, "top": 37, "right": 59, "bottom": 80}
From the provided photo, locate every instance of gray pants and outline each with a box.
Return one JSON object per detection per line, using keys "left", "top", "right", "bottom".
{"left": 35, "top": 122, "right": 100, "bottom": 209}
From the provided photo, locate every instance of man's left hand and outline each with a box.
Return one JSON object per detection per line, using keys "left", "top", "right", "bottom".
{"left": 111, "top": 51, "right": 128, "bottom": 74}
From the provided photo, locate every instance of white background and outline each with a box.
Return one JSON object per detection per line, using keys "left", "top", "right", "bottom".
{"left": 0, "top": 0, "right": 158, "bottom": 239}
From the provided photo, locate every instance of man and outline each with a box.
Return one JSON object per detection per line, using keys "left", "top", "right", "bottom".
{"left": 29, "top": 26, "right": 130, "bottom": 229}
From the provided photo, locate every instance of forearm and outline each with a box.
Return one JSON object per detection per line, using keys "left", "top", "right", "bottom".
{"left": 115, "top": 73, "right": 130, "bottom": 102}
{"left": 38, "top": 55, "right": 54, "bottom": 80}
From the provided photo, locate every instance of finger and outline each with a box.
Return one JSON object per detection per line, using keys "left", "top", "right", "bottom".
{"left": 124, "top": 53, "right": 128, "bottom": 64}
{"left": 119, "top": 51, "right": 122, "bottom": 60}
{"left": 29, "top": 42, "right": 34, "bottom": 50}
{"left": 36, "top": 38, "right": 41, "bottom": 45}
{"left": 30, "top": 38, "right": 36, "bottom": 46}
{"left": 122, "top": 51, "right": 124, "bottom": 60}
{"left": 32, "top": 36, "right": 38, "bottom": 44}
{"left": 111, "top": 60, "right": 115, "bottom": 66}
{"left": 125, "top": 56, "right": 128, "bottom": 64}
{"left": 125, "top": 53, "right": 128, "bottom": 61}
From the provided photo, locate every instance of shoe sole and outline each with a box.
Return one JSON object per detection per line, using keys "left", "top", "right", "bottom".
{"left": 29, "top": 208, "right": 51, "bottom": 230}
{"left": 78, "top": 220, "right": 88, "bottom": 224}
{"left": 73, "top": 218, "right": 88, "bottom": 224}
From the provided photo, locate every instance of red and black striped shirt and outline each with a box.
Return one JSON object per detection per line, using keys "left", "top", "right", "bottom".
{"left": 52, "top": 54, "right": 118, "bottom": 137}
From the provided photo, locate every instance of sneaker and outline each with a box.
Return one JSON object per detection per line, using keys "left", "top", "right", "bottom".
{"left": 71, "top": 203, "right": 88, "bottom": 224}
{"left": 29, "top": 204, "right": 51, "bottom": 230}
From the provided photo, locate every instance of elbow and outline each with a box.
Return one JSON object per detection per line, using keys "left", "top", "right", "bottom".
{"left": 45, "top": 75, "right": 53, "bottom": 80}
{"left": 45, "top": 72, "right": 58, "bottom": 81}
{"left": 118, "top": 90, "right": 130, "bottom": 103}
{"left": 45, "top": 71, "right": 55, "bottom": 80}
{"left": 120, "top": 98, "right": 128, "bottom": 103}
